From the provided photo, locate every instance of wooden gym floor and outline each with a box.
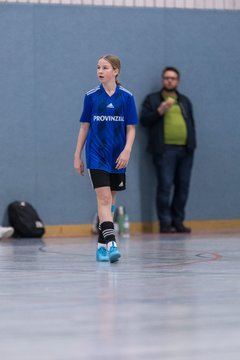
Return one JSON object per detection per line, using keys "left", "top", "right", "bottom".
{"left": 0, "top": 230, "right": 240, "bottom": 359}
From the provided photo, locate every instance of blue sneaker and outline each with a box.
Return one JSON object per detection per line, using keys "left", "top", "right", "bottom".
{"left": 96, "top": 247, "right": 109, "bottom": 262}
{"left": 109, "top": 244, "right": 121, "bottom": 263}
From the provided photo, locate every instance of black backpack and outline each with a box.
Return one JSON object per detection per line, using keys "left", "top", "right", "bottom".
{"left": 8, "top": 201, "right": 45, "bottom": 238}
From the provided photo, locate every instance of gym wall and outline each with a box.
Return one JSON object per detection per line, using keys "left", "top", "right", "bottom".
{"left": 0, "top": 4, "right": 239, "bottom": 227}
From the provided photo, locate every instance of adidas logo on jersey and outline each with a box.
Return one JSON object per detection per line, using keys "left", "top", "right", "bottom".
{"left": 118, "top": 181, "right": 124, "bottom": 187}
{"left": 107, "top": 103, "right": 114, "bottom": 108}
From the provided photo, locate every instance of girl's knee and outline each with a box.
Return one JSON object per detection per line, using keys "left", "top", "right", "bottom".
{"left": 97, "top": 191, "right": 112, "bottom": 207}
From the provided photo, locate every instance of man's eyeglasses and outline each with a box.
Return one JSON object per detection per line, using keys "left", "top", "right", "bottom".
{"left": 163, "top": 76, "right": 178, "bottom": 81}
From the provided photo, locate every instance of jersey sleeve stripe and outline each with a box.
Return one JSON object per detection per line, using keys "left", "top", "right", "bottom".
{"left": 119, "top": 86, "right": 133, "bottom": 96}
{"left": 86, "top": 86, "right": 101, "bottom": 96}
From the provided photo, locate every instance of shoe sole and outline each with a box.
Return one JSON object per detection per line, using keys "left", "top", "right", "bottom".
{"left": 109, "top": 253, "right": 121, "bottom": 263}
{"left": 96, "top": 257, "right": 109, "bottom": 262}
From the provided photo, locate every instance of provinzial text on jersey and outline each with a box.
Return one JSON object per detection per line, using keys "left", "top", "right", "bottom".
{"left": 93, "top": 116, "right": 124, "bottom": 122}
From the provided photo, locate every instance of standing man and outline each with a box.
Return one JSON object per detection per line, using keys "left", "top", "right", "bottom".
{"left": 140, "top": 67, "right": 196, "bottom": 233}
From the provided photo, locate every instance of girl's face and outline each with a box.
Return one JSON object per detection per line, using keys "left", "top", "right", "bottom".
{"left": 97, "top": 58, "right": 118, "bottom": 85}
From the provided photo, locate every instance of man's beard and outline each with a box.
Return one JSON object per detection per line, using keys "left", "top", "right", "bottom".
{"left": 163, "top": 86, "right": 177, "bottom": 92}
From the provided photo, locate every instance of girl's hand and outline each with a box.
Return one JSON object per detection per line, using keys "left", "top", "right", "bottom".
{"left": 115, "top": 149, "right": 131, "bottom": 169}
{"left": 74, "top": 156, "right": 85, "bottom": 176}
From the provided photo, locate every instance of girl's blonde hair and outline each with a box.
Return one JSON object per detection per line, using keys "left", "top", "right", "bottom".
{"left": 99, "top": 54, "right": 121, "bottom": 85}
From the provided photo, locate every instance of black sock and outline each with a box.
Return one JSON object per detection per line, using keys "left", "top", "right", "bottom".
{"left": 100, "top": 221, "right": 116, "bottom": 245}
{"left": 98, "top": 224, "right": 105, "bottom": 245}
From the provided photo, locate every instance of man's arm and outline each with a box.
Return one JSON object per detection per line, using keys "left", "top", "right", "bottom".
{"left": 140, "top": 94, "right": 168, "bottom": 127}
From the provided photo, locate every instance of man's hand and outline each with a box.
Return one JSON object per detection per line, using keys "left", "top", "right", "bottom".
{"left": 157, "top": 98, "right": 176, "bottom": 115}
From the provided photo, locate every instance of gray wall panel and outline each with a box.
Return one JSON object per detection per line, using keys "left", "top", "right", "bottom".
{"left": 0, "top": 5, "right": 239, "bottom": 225}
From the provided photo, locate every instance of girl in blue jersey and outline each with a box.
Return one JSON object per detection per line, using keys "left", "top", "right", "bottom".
{"left": 74, "top": 54, "right": 138, "bottom": 263}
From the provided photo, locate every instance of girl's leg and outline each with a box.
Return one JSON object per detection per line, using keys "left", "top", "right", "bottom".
{"left": 111, "top": 191, "right": 117, "bottom": 218}
{"left": 97, "top": 190, "right": 117, "bottom": 241}
{"left": 96, "top": 187, "right": 121, "bottom": 263}
{"left": 96, "top": 187, "right": 114, "bottom": 224}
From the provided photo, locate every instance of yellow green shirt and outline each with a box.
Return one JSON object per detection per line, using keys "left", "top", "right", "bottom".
{"left": 163, "top": 95, "right": 187, "bottom": 145}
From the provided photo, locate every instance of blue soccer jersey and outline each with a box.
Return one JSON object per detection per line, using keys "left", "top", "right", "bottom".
{"left": 80, "top": 84, "right": 138, "bottom": 173}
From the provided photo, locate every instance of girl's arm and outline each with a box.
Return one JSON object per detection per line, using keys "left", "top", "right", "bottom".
{"left": 115, "top": 125, "right": 136, "bottom": 170}
{"left": 74, "top": 122, "right": 90, "bottom": 175}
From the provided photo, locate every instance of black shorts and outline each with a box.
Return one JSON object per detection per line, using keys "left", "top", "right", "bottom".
{"left": 89, "top": 169, "right": 126, "bottom": 191}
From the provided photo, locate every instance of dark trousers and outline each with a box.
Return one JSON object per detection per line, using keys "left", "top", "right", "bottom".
{"left": 153, "top": 145, "right": 194, "bottom": 226}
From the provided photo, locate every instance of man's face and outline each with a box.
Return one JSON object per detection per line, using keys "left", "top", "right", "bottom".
{"left": 162, "top": 70, "right": 179, "bottom": 92}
